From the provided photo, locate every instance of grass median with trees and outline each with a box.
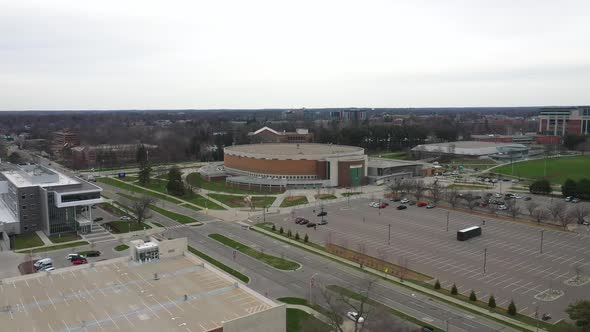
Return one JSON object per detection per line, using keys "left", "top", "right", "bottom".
{"left": 280, "top": 196, "right": 309, "bottom": 207}
{"left": 208, "top": 193, "right": 275, "bottom": 208}
{"left": 187, "top": 246, "right": 249, "bottom": 283}
{"left": 208, "top": 233, "right": 300, "bottom": 270}
{"left": 186, "top": 173, "right": 270, "bottom": 195}
{"left": 117, "top": 193, "right": 198, "bottom": 224}
{"left": 48, "top": 233, "right": 82, "bottom": 244}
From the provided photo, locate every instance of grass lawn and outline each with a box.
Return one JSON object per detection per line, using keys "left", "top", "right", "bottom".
{"left": 114, "top": 244, "right": 129, "bottom": 251}
{"left": 136, "top": 179, "right": 225, "bottom": 210}
{"left": 97, "top": 177, "right": 183, "bottom": 204}
{"left": 182, "top": 194, "right": 225, "bottom": 210}
{"left": 148, "top": 205, "right": 197, "bottom": 224}
{"left": 48, "top": 233, "right": 82, "bottom": 244}
{"left": 187, "top": 246, "right": 249, "bottom": 283}
{"left": 16, "top": 241, "right": 89, "bottom": 253}
{"left": 13, "top": 232, "right": 45, "bottom": 250}
{"left": 342, "top": 192, "right": 362, "bottom": 197}
{"left": 105, "top": 221, "right": 151, "bottom": 233}
{"left": 286, "top": 308, "right": 330, "bottom": 332}
{"left": 186, "top": 173, "right": 272, "bottom": 195}
{"left": 493, "top": 155, "right": 590, "bottom": 184}
{"left": 376, "top": 152, "right": 408, "bottom": 160}
{"left": 280, "top": 196, "right": 309, "bottom": 207}
{"left": 209, "top": 233, "right": 300, "bottom": 270}
{"left": 100, "top": 202, "right": 133, "bottom": 219}
{"left": 118, "top": 176, "right": 138, "bottom": 182}
{"left": 315, "top": 194, "right": 337, "bottom": 200}
{"left": 208, "top": 193, "right": 276, "bottom": 208}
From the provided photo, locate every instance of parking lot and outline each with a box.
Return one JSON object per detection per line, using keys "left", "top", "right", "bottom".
{"left": 267, "top": 197, "right": 590, "bottom": 320}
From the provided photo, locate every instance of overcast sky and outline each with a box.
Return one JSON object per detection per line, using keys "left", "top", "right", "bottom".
{"left": 1, "top": 0, "right": 589, "bottom": 110}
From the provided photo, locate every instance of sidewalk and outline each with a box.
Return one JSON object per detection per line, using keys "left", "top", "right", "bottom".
{"left": 253, "top": 226, "right": 546, "bottom": 332}
{"left": 35, "top": 231, "right": 52, "bottom": 245}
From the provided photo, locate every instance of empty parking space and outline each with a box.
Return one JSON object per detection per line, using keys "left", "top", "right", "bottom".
{"left": 268, "top": 198, "right": 590, "bottom": 319}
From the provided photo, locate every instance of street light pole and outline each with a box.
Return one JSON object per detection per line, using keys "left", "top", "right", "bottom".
{"left": 540, "top": 230, "right": 545, "bottom": 254}
{"left": 446, "top": 211, "right": 450, "bottom": 232}
{"left": 483, "top": 248, "right": 487, "bottom": 275}
{"left": 388, "top": 224, "right": 391, "bottom": 245}
{"left": 309, "top": 273, "right": 318, "bottom": 304}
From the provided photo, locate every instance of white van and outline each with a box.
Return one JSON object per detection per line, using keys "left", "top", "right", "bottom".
{"left": 34, "top": 258, "right": 53, "bottom": 269}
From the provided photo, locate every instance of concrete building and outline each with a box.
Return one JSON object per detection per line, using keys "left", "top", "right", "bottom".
{"left": 330, "top": 109, "right": 367, "bottom": 121}
{"left": 538, "top": 106, "right": 590, "bottom": 136}
{"left": 471, "top": 134, "right": 561, "bottom": 145}
{"left": 247, "top": 127, "right": 314, "bottom": 144}
{"left": 0, "top": 163, "right": 104, "bottom": 238}
{"left": 0, "top": 237, "right": 285, "bottom": 332}
{"left": 411, "top": 141, "right": 529, "bottom": 160}
{"left": 71, "top": 144, "right": 158, "bottom": 170}
{"left": 367, "top": 158, "right": 427, "bottom": 185}
{"left": 215, "top": 143, "right": 368, "bottom": 191}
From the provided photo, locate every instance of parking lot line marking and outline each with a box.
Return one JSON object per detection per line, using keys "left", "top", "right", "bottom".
{"left": 554, "top": 271, "right": 570, "bottom": 280}
{"left": 33, "top": 295, "right": 43, "bottom": 312}
{"left": 166, "top": 295, "right": 185, "bottom": 312}
{"left": 518, "top": 307, "right": 529, "bottom": 314}
{"left": 19, "top": 297, "right": 28, "bottom": 315}
{"left": 141, "top": 299, "right": 160, "bottom": 319}
{"left": 512, "top": 281, "right": 533, "bottom": 293}
{"left": 122, "top": 311, "right": 135, "bottom": 328}
{"left": 105, "top": 309, "right": 120, "bottom": 330}
{"left": 62, "top": 320, "right": 70, "bottom": 332}
{"left": 45, "top": 290, "right": 57, "bottom": 310}
{"left": 47, "top": 323, "right": 54, "bottom": 332}
{"left": 89, "top": 312, "right": 105, "bottom": 331}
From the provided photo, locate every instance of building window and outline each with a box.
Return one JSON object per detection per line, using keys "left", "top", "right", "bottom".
{"left": 23, "top": 215, "right": 27, "bottom": 220}
{"left": 23, "top": 226, "right": 28, "bottom": 231}
{"left": 30, "top": 194, "right": 34, "bottom": 199}
{"left": 22, "top": 205, "right": 26, "bottom": 210}
{"left": 21, "top": 195, "right": 26, "bottom": 200}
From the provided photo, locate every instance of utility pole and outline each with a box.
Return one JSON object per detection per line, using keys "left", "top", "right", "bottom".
{"left": 388, "top": 224, "right": 391, "bottom": 245}
{"left": 483, "top": 248, "right": 487, "bottom": 274}
{"left": 446, "top": 211, "right": 450, "bottom": 232}
{"left": 540, "top": 230, "right": 545, "bottom": 254}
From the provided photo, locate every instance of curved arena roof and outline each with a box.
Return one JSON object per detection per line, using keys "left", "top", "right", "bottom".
{"left": 224, "top": 143, "right": 365, "bottom": 160}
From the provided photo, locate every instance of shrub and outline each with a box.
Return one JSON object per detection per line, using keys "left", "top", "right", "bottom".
{"left": 295, "top": 232, "right": 300, "bottom": 240}
{"left": 469, "top": 290, "right": 477, "bottom": 301}
{"left": 507, "top": 300, "right": 517, "bottom": 316}
{"left": 450, "top": 283, "right": 458, "bottom": 295}
{"left": 304, "top": 234, "right": 309, "bottom": 243}
{"left": 279, "top": 227, "right": 284, "bottom": 234}
{"left": 287, "top": 229, "right": 292, "bottom": 238}
{"left": 271, "top": 224, "right": 276, "bottom": 231}
{"left": 434, "top": 279, "right": 441, "bottom": 290}
{"left": 488, "top": 295, "right": 496, "bottom": 309}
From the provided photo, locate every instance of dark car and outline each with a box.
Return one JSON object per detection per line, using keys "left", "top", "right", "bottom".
{"left": 300, "top": 219, "right": 309, "bottom": 225}
{"left": 422, "top": 327, "right": 435, "bottom": 332}
{"left": 93, "top": 217, "right": 103, "bottom": 222}
{"left": 397, "top": 205, "right": 408, "bottom": 210}
{"left": 524, "top": 197, "right": 532, "bottom": 201}
{"left": 307, "top": 223, "right": 317, "bottom": 228}
{"left": 317, "top": 211, "right": 327, "bottom": 217}
{"left": 84, "top": 250, "right": 101, "bottom": 257}
{"left": 318, "top": 220, "right": 328, "bottom": 225}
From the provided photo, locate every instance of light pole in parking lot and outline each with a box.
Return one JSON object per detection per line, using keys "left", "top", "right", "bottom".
{"left": 446, "top": 211, "right": 450, "bottom": 232}
{"left": 309, "top": 273, "right": 318, "bottom": 304}
{"left": 539, "top": 229, "right": 545, "bottom": 254}
{"left": 483, "top": 248, "right": 487, "bottom": 275}
{"left": 388, "top": 224, "right": 391, "bottom": 245}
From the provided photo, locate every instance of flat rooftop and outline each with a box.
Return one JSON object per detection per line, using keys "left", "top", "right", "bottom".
{"left": 2, "top": 167, "right": 79, "bottom": 188}
{"left": 0, "top": 255, "right": 277, "bottom": 332}
{"left": 225, "top": 143, "right": 364, "bottom": 158}
{"left": 415, "top": 141, "right": 522, "bottom": 149}
{"left": 368, "top": 157, "right": 423, "bottom": 168}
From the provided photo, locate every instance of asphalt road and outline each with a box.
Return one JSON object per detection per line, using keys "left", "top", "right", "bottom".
{"left": 266, "top": 197, "right": 590, "bottom": 320}
{"left": 157, "top": 219, "right": 518, "bottom": 332}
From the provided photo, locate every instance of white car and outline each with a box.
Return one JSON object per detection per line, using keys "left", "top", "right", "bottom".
{"left": 346, "top": 311, "right": 365, "bottom": 323}
{"left": 400, "top": 198, "right": 409, "bottom": 204}
{"left": 498, "top": 205, "right": 508, "bottom": 210}
{"left": 39, "top": 266, "right": 55, "bottom": 272}
{"left": 120, "top": 216, "right": 131, "bottom": 221}
{"left": 66, "top": 253, "right": 85, "bottom": 260}
{"left": 511, "top": 194, "right": 522, "bottom": 199}
{"left": 369, "top": 202, "right": 377, "bottom": 207}
{"left": 572, "top": 198, "right": 580, "bottom": 203}
{"left": 494, "top": 193, "right": 502, "bottom": 198}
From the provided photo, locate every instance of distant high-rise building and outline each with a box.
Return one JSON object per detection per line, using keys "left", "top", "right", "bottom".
{"left": 50, "top": 129, "right": 79, "bottom": 159}
{"left": 330, "top": 109, "right": 367, "bottom": 121}
{"left": 537, "top": 106, "right": 590, "bottom": 136}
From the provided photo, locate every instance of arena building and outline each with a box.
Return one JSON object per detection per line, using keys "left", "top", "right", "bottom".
{"left": 411, "top": 141, "right": 529, "bottom": 160}
{"left": 221, "top": 143, "right": 368, "bottom": 190}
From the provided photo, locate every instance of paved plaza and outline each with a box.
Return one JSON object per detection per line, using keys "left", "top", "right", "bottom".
{"left": 266, "top": 198, "right": 590, "bottom": 320}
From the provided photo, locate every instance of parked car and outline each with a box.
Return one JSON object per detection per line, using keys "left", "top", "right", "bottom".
{"left": 572, "top": 198, "right": 580, "bottom": 203}
{"left": 400, "top": 198, "right": 409, "bottom": 204}
{"left": 120, "top": 216, "right": 131, "bottom": 221}
{"left": 299, "top": 219, "right": 309, "bottom": 225}
{"left": 34, "top": 258, "right": 53, "bottom": 270}
{"left": 38, "top": 265, "right": 55, "bottom": 272}
{"left": 565, "top": 196, "right": 573, "bottom": 202}
{"left": 369, "top": 202, "right": 379, "bottom": 208}
{"left": 422, "top": 327, "right": 435, "bottom": 332}
{"left": 426, "top": 204, "right": 436, "bottom": 209}
{"left": 397, "top": 205, "right": 408, "bottom": 210}
{"left": 494, "top": 193, "right": 502, "bottom": 198}
{"left": 83, "top": 250, "right": 101, "bottom": 257}
{"left": 346, "top": 311, "right": 365, "bottom": 323}
{"left": 295, "top": 217, "right": 304, "bottom": 224}
{"left": 583, "top": 221, "right": 590, "bottom": 226}
{"left": 306, "top": 222, "right": 317, "bottom": 228}
{"left": 498, "top": 205, "right": 508, "bottom": 210}
{"left": 417, "top": 201, "right": 428, "bottom": 207}
{"left": 93, "top": 217, "right": 103, "bottom": 222}
{"left": 408, "top": 201, "right": 416, "bottom": 206}
{"left": 524, "top": 196, "right": 532, "bottom": 201}
{"left": 317, "top": 211, "right": 327, "bottom": 217}
{"left": 72, "top": 258, "right": 87, "bottom": 265}
{"left": 66, "top": 254, "right": 85, "bottom": 261}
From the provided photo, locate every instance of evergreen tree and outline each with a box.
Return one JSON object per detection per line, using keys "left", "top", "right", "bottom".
{"left": 529, "top": 179, "right": 551, "bottom": 195}
{"left": 469, "top": 290, "right": 477, "bottom": 301}
{"left": 507, "top": 300, "right": 517, "bottom": 316}
{"left": 287, "top": 229, "right": 292, "bottom": 238}
{"left": 295, "top": 232, "right": 300, "bottom": 240}
{"left": 566, "top": 300, "right": 590, "bottom": 330}
{"left": 304, "top": 234, "right": 309, "bottom": 243}
{"left": 166, "top": 166, "right": 185, "bottom": 196}
{"left": 279, "top": 227, "right": 284, "bottom": 234}
{"left": 138, "top": 163, "right": 152, "bottom": 185}
{"left": 451, "top": 283, "right": 458, "bottom": 295}
{"left": 562, "top": 178, "right": 577, "bottom": 198}
{"left": 271, "top": 224, "right": 276, "bottom": 231}
{"left": 434, "top": 279, "right": 441, "bottom": 290}
{"left": 488, "top": 295, "right": 496, "bottom": 309}
{"left": 136, "top": 144, "right": 148, "bottom": 165}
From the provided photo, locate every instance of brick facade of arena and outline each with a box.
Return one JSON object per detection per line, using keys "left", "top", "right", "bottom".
{"left": 224, "top": 154, "right": 318, "bottom": 175}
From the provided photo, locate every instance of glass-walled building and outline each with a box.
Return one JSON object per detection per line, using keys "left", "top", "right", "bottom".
{"left": 0, "top": 164, "right": 104, "bottom": 235}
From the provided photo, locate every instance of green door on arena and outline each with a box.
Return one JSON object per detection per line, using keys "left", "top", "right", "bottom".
{"left": 349, "top": 167, "right": 362, "bottom": 187}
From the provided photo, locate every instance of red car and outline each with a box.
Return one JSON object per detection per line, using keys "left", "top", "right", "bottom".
{"left": 379, "top": 203, "right": 388, "bottom": 209}
{"left": 417, "top": 201, "right": 428, "bottom": 207}
{"left": 72, "top": 258, "right": 87, "bottom": 265}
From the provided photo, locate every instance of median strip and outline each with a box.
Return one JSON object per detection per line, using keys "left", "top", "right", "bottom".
{"left": 187, "top": 246, "right": 249, "bottom": 283}
{"left": 208, "top": 233, "right": 300, "bottom": 271}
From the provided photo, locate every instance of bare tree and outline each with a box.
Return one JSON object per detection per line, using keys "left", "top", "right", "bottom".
{"left": 558, "top": 208, "right": 573, "bottom": 230}
{"left": 568, "top": 205, "right": 590, "bottom": 224}
{"left": 505, "top": 199, "right": 521, "bottom": 218}
{"left": 363, "top": 303, "right": 409, "bottom": 332}
{"left": 524, "top": 201, "right": 539, "bottom": 217}
{"left": 486, "top": 202, "right": 498, "bottom": 216}
{"left": 531, "top": 207, "right": 549, "bottom": 224}
{"left": 318, "top": 278, "right": 378, "bottom": 332}
{"left": 446, "top": 188, "right": 460, "bottom": 208}
{"left": 131, "top": 195, "right": 156, "bottom": 226}
{"left": 462, "top": 192, "right": 478, "bottom": 210}
{"left": 387, "top": 179, "right": 403, "bottom": 200}
{"left": 548, "top": 201, "right": 567, "bottom": 224}
{"left": 412, "top": 179, "right": 427, "bottom": 202}
{"left": 429, "top": 180, "right": 445, "bottom": 204}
